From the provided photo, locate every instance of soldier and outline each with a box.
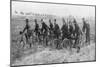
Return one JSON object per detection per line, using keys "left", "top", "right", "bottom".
{"left": 68, "top": 20, "right": 74, "bottom": 39}
{"left": 41, "top": 19, "right": 49, "bottom": 45}
{"left": 49, "top": 19, "right": 54, "bottom": 35}
{"left": 73, "top": 19, "right": 82, "bottom": 47}
{"left": 34, "top": 19, "right": 40, "bottom": 41}
{"left": 41, "top": 19, "right": 49, "bottom": 35}
{"left": 61, "top": 18, "right": 69, "bottom": 40}
{"left": 40, "top": 19, "right": 50, "bottom": 46}
{"left": 53, "top": 19, "right": 61, "bottom": 49}
{"left": 20, "top": 19, "right": 32, "bottom": 47}
{"left": 53, "top": 19, "right": 61, "bottom": 39}
{"left": 34, "top": 19, "right": 39, "bottom": 36}
{"left": 82, "top": 18, "right": 90, "bottom": 44}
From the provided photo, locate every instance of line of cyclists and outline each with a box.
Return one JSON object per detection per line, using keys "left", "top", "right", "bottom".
{"left": 19, "top": 17, "right": 90, "bottom": 50}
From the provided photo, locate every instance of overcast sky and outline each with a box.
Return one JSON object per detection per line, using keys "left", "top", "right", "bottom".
{"left": 12, "top": 1, "right": 95, "bottom": 17}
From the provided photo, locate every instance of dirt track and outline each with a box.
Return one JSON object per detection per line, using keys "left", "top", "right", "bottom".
{"left": 12, "top": 42, "right": 95, "bottom": 66}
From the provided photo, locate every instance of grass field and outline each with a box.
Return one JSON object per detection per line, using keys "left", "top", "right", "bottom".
{"left": 11, "top": 15, "right": 96, "bottom": 66}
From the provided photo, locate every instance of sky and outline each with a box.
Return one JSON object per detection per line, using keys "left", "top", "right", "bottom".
{"left": 12, "top": 1, "right": 95, "bottom": 17}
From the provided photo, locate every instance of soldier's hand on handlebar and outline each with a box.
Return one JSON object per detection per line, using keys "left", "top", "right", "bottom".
{"left": 19, "top": 31, "right": 23, "bottom": 34}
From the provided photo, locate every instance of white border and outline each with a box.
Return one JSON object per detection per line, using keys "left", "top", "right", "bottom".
{"left": 0, "top": 0, "right": 98, "bottom": 67}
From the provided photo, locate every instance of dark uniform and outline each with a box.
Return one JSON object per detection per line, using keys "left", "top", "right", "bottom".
{"left": 41, "top": 20, "right": 48, "bottom": 35}
{"left": 20, "top": 19, "right": 31, "bottom": 39}
{"left": 40, "top": 19, "right": 49, "bottom": 46}
{"left": 61, "top": 18, "right": 69, "bottom": 40}
{"left": 20, "top": 19, "right": 32, "bottom": 47}
{"left": 82, "top": 18, "right": 90, "bottom": 44}
{"left": 41, "top": 19, "right": 49, "bottom": 43}
{"left": 53, "top": 19, "right": 61, "bottom": 39}
{"left": 49, "top": 19, "right": 53, "bottom": 35}
{"left": 61, "top": 24, "right": 69, "bottom": 40}
{"left": 34, "top": 19, "right": 39, "bottom": 37}
{"left": 73, "top": 19, "right": 81, "bottom": 46}
{"left": 68, "top": 21, "right": 74, "bottom": 39}
{"left": 86, "top": 23, "right": 90, "bottom": 44}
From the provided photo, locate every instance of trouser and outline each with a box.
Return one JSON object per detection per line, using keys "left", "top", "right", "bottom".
{"left": 74, "top": 34, "right": 80, "bottom": 47}
{"left": 54, "top": 34, "right": 60, "bottom": 39}
{"left": 86, "top": 32, "right": 90, "bottom": 44}
{"left": 25, "top": 33, "right": 32, "bottom": 47}
{"left": 35, "top": 31, "right": 41, "bottom": 41}
{"left": 25, "top": 33, "right": 31, "bottom": 41}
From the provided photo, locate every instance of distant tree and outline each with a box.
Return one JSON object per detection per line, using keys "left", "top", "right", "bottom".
{"left": 20, "top": 11, "right": 24, "bottom": 15}
{"left": 15, "top": 10, "right": 18, "bottom": 14}
{"left": 26, "top": 12, "right": 31, "bottom": 15}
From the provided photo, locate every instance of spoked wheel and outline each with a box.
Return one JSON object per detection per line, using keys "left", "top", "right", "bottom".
{"left": 79, "top": 34, "right": 86, "bottom": 47}
{"left": 61, "top": 38, "right": 73, "bottom": 50}
{"left": 16, "top": 34, "right": 26, "bottom": 49}
{"left": 52, "top": 39, "right": 62, "bottom": 49}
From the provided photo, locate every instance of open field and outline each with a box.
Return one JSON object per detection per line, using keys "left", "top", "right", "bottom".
{"left": 11, "top": 15, "right": 96, "bottom": 66}
{"left": 11, "top": 42, "right": 95, "bottom": 66}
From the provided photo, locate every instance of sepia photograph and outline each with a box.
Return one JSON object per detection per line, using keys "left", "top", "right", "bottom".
{"left": 10, "top": 0, "right": 96, "bottom": 66}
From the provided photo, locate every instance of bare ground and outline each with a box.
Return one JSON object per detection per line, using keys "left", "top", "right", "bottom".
{"left": 11, "top": 41, "right": 95, "bottom": 66}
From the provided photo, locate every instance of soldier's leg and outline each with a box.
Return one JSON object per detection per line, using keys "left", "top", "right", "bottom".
{"left": 62, "top": 35, "right": 64, "bottom": 40}
{"left": 74, "top": 36, "right": 78, "bottom": 48}
{"left": 86, "top": 32, "right": 90, "bottom": 45}
{"left": 86, "top": 32, "right": 88, "bottom": 43}
{"left": 23, "top": 33, "right": 28, "bottom": 48}
{"left": 45, "top": 36, "right": 48, "bottom": 46}
{"left": 28, "top": 32, "right": 32, "bottom": 48}
{"left": 26, "top": 33, "right": 32, "bottom": 48}
{"left": 88, "top": 34, "right": 90, "bottom": 45}
{"left": 35, "top": 32, "right": 37, "bottom": 41}
{"left": 57, "top": 34, "right": 59, "bottom": 39}
{"left": 37, "top": 32, "right": 40, "bottom": 42}
{"left": 56, "top": 39, "right": 59, "bottom": 49}
{"left": 19, "top": 35, "right": 23, "bottom": 43}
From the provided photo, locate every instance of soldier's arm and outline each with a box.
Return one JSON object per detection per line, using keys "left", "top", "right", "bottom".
{"left": 22, "top": 25, "right": 27, "bottom": 33}
{"left": 19, "top": 26, "right": 26, "bottom": 34}
{"left": 61, "top": 26, "right": 63, "bottom": 31}
{"left": 82, "top": 24, "right": 85, "bottom": 32}
{"left": 34, "top": 24, "right": 38, "bottom": 32}
{"left": 34, "top": 26, "right": 36, "bottom": 32}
